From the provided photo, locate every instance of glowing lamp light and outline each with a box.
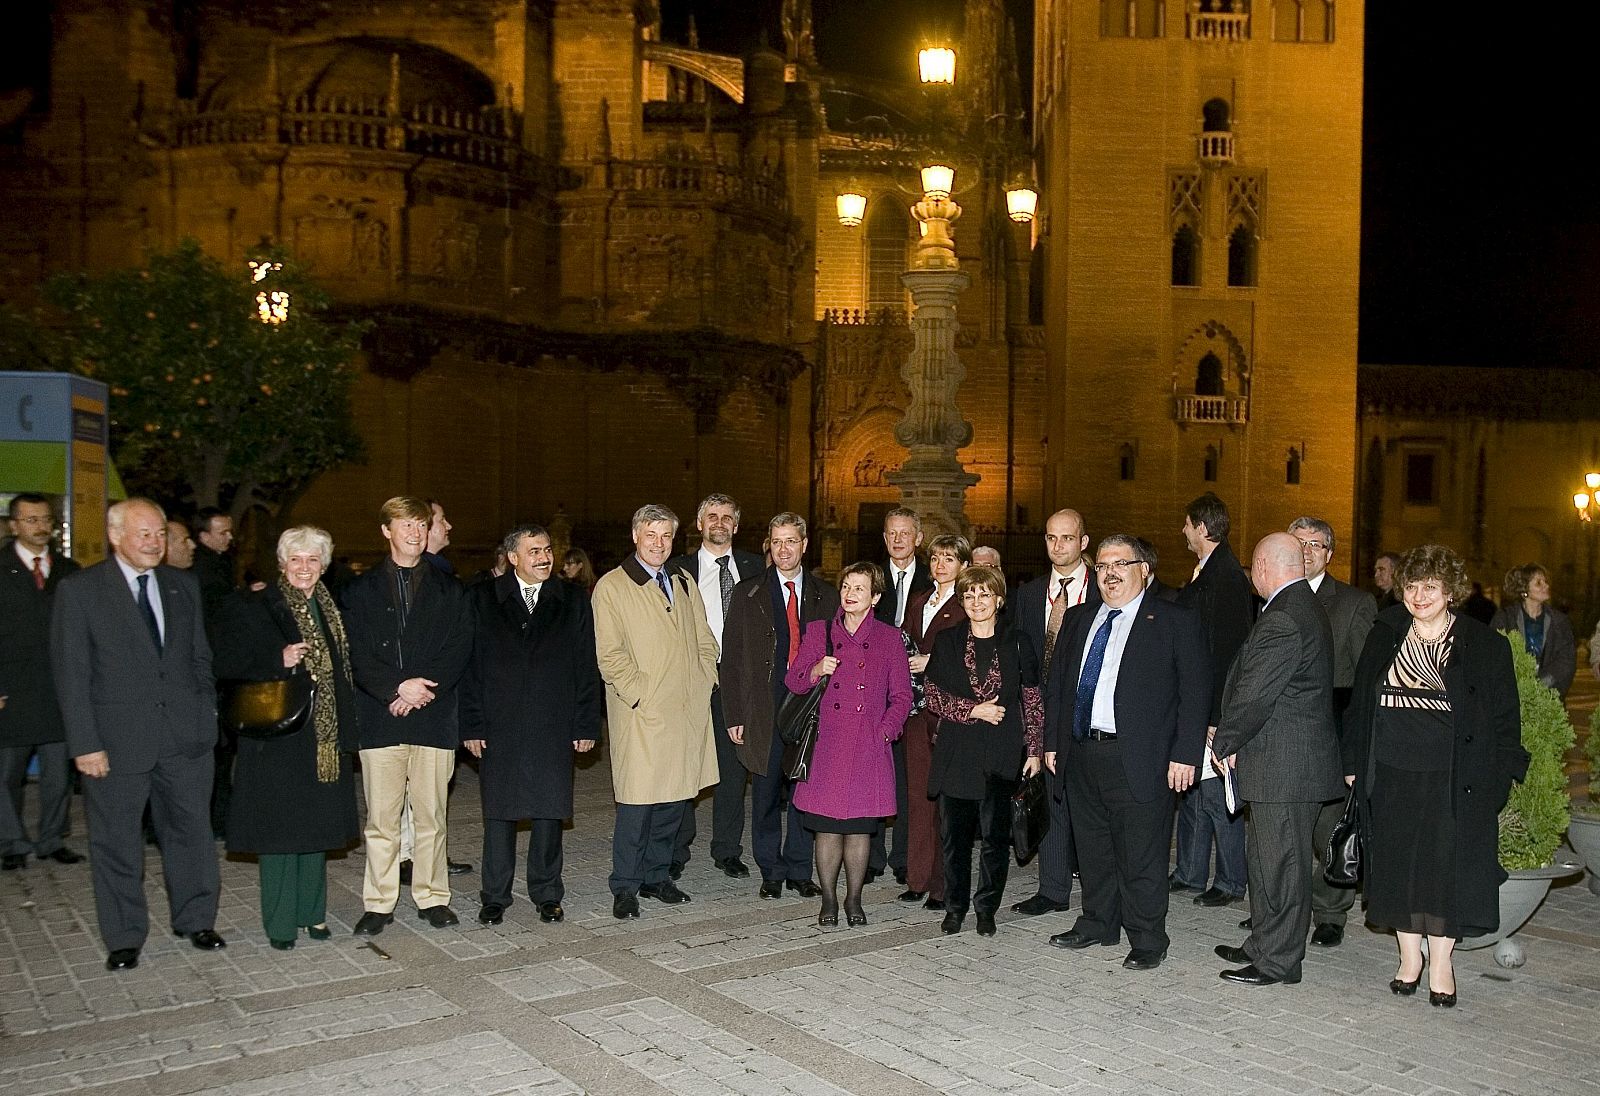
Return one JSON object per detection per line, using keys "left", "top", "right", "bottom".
{"left": 920, "top": 163, "right": 954, "bottom": 201}
{"left": 835, "top": 191, "right": 867, "bottom": 227}
{"left": 1005, "top": 186, "right": 1038, "bottom": 224}
{"left": 1586, "top": 471, "right": 1600, "bottom": 491}
{"left": 918, "top": 47, "right": 956, "bottom": 86}
{"left": 255, "top": 290, "right": 291, "bottom": 325}
{"left": 1576, "top": 492, "right": 1591, "bottom": 513}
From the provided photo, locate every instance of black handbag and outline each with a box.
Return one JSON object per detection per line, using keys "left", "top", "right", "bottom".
{"left": 1323, "top": 785, "right": 1361, "bottom": 887}
{"left": 1011, "top": 772, "right": 1050, "bottom": 865}
{"left": 779, "top": 624, "right": 833, "bottom": 782}
{"left": 222, "top": 669, "right": 316, "bottom": 740}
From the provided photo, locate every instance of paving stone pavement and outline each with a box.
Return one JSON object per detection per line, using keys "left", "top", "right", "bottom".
{"left": 2, "top": 752, "right": 1598, "bottom": 1095}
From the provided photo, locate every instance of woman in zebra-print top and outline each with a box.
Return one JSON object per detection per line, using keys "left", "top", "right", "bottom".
{"left": 1345, "top": 545, "right": 1528, "bottom": 1009}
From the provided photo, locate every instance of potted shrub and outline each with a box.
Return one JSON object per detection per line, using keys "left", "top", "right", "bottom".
{"left": 1565, "top": 707, "right": 1600, "bottom": 894}
{"left": 1459, "top": 636, "right": 1579, "bottom": 967}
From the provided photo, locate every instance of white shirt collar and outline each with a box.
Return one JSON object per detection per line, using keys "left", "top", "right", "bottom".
{"left": 1307, "top": 571, "right": 1326, "bottom": 593}
{"left": 14, "top": 541, "right": 46, "bottom": 568}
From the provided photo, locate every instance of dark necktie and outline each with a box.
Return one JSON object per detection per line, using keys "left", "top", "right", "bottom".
{"left": 31, "top": 556, "right": 45, "bottom": 591}
{"left": 716, "top": 555, "right": 734, "bottom": 616}
{"left": 893, "top": 569, "right": 907, "bottom": 627}
{"left": 1074, "top": 608, "right": 1121, "bottom": 741}
{"left": 136, "top": 573, "right": 162, "bottom": 653}
{"left": 784, "top": 580, "right": 801, "bottom": 666}
{"left": 1043, "top": 575, "right": 1069, "bottom": 681}
{"left": 655, "top": 568, "right": 671, "bottom": 607}
{"left": 524, "top": 584, "right": 538, "bottom": 614}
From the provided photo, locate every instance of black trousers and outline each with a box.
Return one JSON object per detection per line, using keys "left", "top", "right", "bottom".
{"left": 480, "top": 817, "right": 563, "bottom": 907}
{"left": 612, "top": 800, "right": 686, "bottom": 896}
{"left": 1063, "top": 736, "right": 1174, "bottom": 953}
{"left": 1033, "top": 762, "right": 1077, "bottom": 903}
{"left": 750, "top": 722, "right": 814, "bottom": 883}
{"left": 939, "top": 776, "right": 1018, "bottom": 916}
{"left": 675, "top": 688, "right": 746, "bottom": 866}
{"left": 1242, "top": 799, "right": 1322, "bottom": 981}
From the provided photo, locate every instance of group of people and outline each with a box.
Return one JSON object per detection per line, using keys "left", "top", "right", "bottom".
{"left": 0, "top": 488, "right": 1544, "bottom": 1008}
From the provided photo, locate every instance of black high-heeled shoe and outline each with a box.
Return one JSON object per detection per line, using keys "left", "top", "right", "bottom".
{"left": 1429, "top": 989, "right": 1457, "bottom": 1008}
{"left": 818, "top": 899, "right": 839, "bottom": 927}
{"left": 844, "top": 901, "right": 866, "bottom": 927}
{"left": 1389, "top": 974, "right": 1421, "bottom": 996}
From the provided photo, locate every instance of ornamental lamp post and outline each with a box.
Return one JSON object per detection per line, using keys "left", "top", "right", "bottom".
{"left": 1575, "top": 472, "right": 1600, "bottom": 632}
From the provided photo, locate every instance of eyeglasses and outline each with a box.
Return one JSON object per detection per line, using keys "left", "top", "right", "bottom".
{"left": 1092, "top": 559, "right": 1144, "bottom": 575}
{"left": 1296, "top": 540, "right": 1330, "bottom": 552}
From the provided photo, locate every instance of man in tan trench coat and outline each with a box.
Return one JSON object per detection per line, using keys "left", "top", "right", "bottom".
{"left": 593, "top": 503, "right": 720, "bottom": 919}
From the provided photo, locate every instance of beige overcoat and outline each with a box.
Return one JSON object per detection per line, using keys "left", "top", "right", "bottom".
{"left": 592, "top": 555, "right": 720, "bottom": 805}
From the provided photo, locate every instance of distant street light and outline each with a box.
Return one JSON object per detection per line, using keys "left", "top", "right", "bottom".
{"left": 918, "top": 47, "right": 955, "bottom": 86}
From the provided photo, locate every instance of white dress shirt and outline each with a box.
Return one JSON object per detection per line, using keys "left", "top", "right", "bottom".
{"left": 1307, "top": 571, "right": 1326, "bottom": 594}
{"left": 114, "top": 555, "right": 164, "bottom": 643}
{"left": 921, "top": 584, "right": 954, "bottom": 633}
{"left": 1043, "top": 562, "right": 1090, "bottom": 634}
{"left": 1076, "top": 589, "right": 1146, "bottom": 734}
{"left": 697, "top": 546, "right": 744, "bottom": 657}
{"left": 14, "top": 541, "right": 49, "bottom": 580}
{"left": 887, "top": 561, "right": 917, "bottom": 627}
{"left": 516, "top": 576, "right": 544, "bottom": 611}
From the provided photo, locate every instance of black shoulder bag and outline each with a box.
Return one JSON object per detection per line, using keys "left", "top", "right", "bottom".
{"left": 778, "top": 623, "right": 834, "bottom": 782}
{"left": 1323, "top": 785, "right": 1362, "bottom": 887}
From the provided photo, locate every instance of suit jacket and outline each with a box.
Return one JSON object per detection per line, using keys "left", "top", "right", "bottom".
{"left": 0, "top": 543, "right": 79, "bottom": 747}
{"left": 666, "top": 548, "right": 765, "bottom": 632}
{"left": 50, "top": 560, "right": 217, "bottom": 771}
{"left": 874, "top": 558, "right": 933, "bottom": 625}
{"left": 721, "top": 567, "right": 840, "bottom": 776}
{"left": 460, "top": 573, "right": 602, "bottom": 820}
{"left": 1314, "top": 573, "right": 1378, "bottom": 696}
{"left": 191, "top": 544, "right": 234, "bottom": 614}
{"left": 1045, "top": 595, "right": 1211, "bottom": 803}
{"left": 340, "top": 560, "right": 473, "bottom": 751}
{"left": 1175, "top": 539, "right": 1256, "bottom": 725}
{"left": 1212, "top": 579, "right": 1343, "bottom": 804}
{"left": 1014, "top": 566, "right": 1100, "bottom": 683}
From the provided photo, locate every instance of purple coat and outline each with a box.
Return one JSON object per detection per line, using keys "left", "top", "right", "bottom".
{"left": 784, "top": 611, "right": 914, "bottom": 820}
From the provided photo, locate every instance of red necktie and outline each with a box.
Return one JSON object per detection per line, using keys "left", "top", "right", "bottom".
{"left": 31, "top": 556, "right": 45, "bottom": 591}
{"left": 785, "top": 581, "right": 801, "bottom": 666}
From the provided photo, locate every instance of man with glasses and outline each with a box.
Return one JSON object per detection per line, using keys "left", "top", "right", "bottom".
{"left": 1042, "top": 536, "right": 1209, "bottom": 971}
{"left": 1288, "top": 516, "right": 1376, "bottom": 948}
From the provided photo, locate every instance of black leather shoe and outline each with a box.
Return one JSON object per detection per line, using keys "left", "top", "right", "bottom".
{"left": 613, "top": 893, "right": 640, "bottom": 919}
{"left": 714, "top": 856, "right": 750, "bottom": 878}
{"left": 639, "top": 880, "right": 691, "bottom": 904}
{"left": 759, "top": 879, "right": 783, "bottom": 899}
{"left": 1123, "top": 948, "right": 1166, "bottom": 970}
{"left": 105, "top": 947, "right": 140, "bottom": 971}
{"left": 418, "top": 905, "right": 459, "bottom": 928}
{"left": 398, "top": 860, "right": 413, "bottom": 885}
{"left": 270, "top": 938, "right": 295, "bottom": 951}
{"left": 844, "top": 902, "right": 867, "bottom": 927}
{"left": 941, "top": 911, "right": 964, "bottom": 935}
{"left": 1047, "top": 930, "right": 1114, "bottom": 950}
{"left": 448, "top": 860, "right": 473, "bottom": 876}
{"left": 539, "top": 902, "right": 564, "bottom": 923}
{"left": 668, "top": 861, "right": 685, "bottom": 881}
{"left": 1429, "top": 989, "right": 1457, "bottom": 1008}
{"left": 923, "top": 897, "right": 946, "bottom": 911}
{"left": 305, "top": 924, "right": 332, "bottom": 941}
{"left": 1220, "top": 964, "right": 1299, "bottom": 986}
{"left": 1238, "top": 916, "right": 1253, "bottom": 930}
{"left": 45, "top": 847, "right": 84, "bottom": 865}
{"left": 899, "top": 889, "right": 926, "bottom": 903}
{"left": 478, "top": 903, "right": 505, "bottom": 926}
{"left": 1, "top": 853, "right": 24, "bottom": 870}
{"left": 1195, "top": 887, "right": 1241, "bottom": 907}
{"left": 1390, "top": 974, "right": 1422, "bottom": 996}
{"left": 1310, "top": 923, "right": 1344, "bottom": 947}
{"left": 1011, "top": 894, "right": 1071, "bottom": 916}
{"left": 353, "top": 911, "right": 393, "bottom": 936}
{"left": 1214, "top": 943, "right": 1251, "bottom": 964}
{"left": 183, "top": 929, "right": 227, "bottom": 950}
{"left": 785, "top": 879, "right": 822, "bottom": 898}
{"left": 818, "top": 900, "right": 839, "bottom": 927}
{"left": 975, "top": 913, "right": 997, "bottom": 937}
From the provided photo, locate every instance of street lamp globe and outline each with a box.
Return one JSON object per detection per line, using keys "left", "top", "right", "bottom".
{"left": 920, "top": 163, "right": 955, "bottom": 201}
{"left": 835, "top": 190, "right": 867, "bottom": 227}
{"left": 1005, "top": 186, "right": 1038, "bottom": 224}
{"left": 1586, "top": 472, "right": 1600, "bottom": 491}
{"left": 1576, "top": 492, "right": 1591, "bottom": 513}
{"left": 918, "top": 47, "right": 956, "bottom": 86}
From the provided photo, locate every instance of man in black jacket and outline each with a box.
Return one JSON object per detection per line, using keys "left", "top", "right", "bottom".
{"left": 461, "top": 524, "right": 601, "bottom": 926}
{"left": 1171, "top": 492, "right": 1255, "bottom": 907}
{"left": 341, "top": 496, "right": 472, "bottom": 934}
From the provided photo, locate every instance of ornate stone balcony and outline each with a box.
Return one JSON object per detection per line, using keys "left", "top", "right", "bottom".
{"left": 593, "top": 159, "right": 788, "bottom": 215}
{"left": 1188, "top": 8, "right": 1250, "bottom": 41}
{"left": 1198, "top": 132, "right": 1235, "bottom": 166}
{"left": 1175, "top": 393, "right": 1249, "bottom": 424}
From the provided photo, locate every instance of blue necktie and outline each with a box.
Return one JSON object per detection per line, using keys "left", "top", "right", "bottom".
{"left": 1074, "top": 609, "right": 1121, "bottom": 741}
{"left": 655, "top": 569, "right": 671, "bottom": 607}
{"left": 137, "top": 573, "right": 162, "bottom": 653}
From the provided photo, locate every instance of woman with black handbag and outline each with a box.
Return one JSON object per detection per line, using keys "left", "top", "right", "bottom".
{"left": 922, "top": 565, "right": 1043, "bottom": 937}
{"left": 216, "top": 526, "right": 359, "bottom": 950}
{"left": 783, "top": 562, "right": 914, "bottom": 927}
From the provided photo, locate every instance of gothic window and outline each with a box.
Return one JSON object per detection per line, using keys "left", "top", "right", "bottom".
{"left": 1169, "top": 173, "right": 1203, "bottom": 287}
{"left": 1227, "top": 223, "right": 1258, "bottom": 287}
{"left": 1119, "top": 443, "right": 1137, "bottom": 481}
{"left": 1195, "top": 353, "right": 1224, "bottom": 396}
{"left": 1226, "top": 174, "right": 1262, "bottom": 287}
{"left": 1286, "top": 447, "right": 1302, "bottom": 485}
{"left": 1273, "top": 0, "right": 1334, "bottom": 42}
{"left": 1203, "top": 445, "right": 1220, "bottom": 482}
{"left": 1102, "top": 0, "right": 1166, "bottom": 38}
{"left": 1405, "top": 451, "right": 1439, "bottom": 506}
{"left": 1202, "top": 98, "right": 1231, "bottom": 134}
{"left": 865, "top": 200, "right": 909, "bottom": 314}
{"left": 1172, "top": 224, "right": 1200, "bottom": 287}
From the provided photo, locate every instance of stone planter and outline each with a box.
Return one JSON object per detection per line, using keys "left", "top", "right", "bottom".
{"left": 1455, "top": 862, "right": 1582, "bottom": 968}
{"left": 1567, "top": 813, "right": 1600, "bottom": 896}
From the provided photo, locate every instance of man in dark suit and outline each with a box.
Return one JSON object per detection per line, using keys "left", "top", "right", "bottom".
{"left": 1043, "top": 534, "right": 1210, "bottom": 971}
{"left": 1172, "top": 491, "right": 1255, "bottom": 907}
{"left": 722, "top": 512, "right": 838, "bottom": 897}
{"left": 188, "top": 507, "right": 236, "bottom": 615}
{"left": 0, "top": 494, "right": 83, "bottom": 870}
{"left": 341, "top": 496, "right": 473, "bottom": 935}
{"left": 1212, "top": 533, "right": 1343, "bottom": 986}
{"left": 1009, "top": 508, "right": 1097, "bottom": 916}
{"left": 1289, "top": 516, "right": 1377, "bottom": 948}
{"left": 51, "top": 498, "right": 225, "bottom": 970}
{"left": 873, "top": 506, "right": 932, "bottom": 883}
{"left": 665, "top": 493, "right": 764, "bottom": 879}
{"left": 461, "top": 524, "right": 601, "bottom": 926}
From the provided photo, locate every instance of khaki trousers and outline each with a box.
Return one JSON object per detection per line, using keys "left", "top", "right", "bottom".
{"left": 360, "top": 744, "right": 453, "bottom": 912}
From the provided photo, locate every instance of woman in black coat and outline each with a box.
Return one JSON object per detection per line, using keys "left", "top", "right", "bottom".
{"left": 1490, "top": 563, "right": 1576, "bottom": 696}
{"left": 215, "top": 526, "right": 359, "bottom": 950}
{"left": 1345, "top": 545, "right": 1528, "bottom": 1008}
{"left": 923, "top": 565, "right": 1043, "bottom": 937}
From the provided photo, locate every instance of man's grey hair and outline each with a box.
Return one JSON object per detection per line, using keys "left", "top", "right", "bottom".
{"left": 768, "top": 512, "right": 807, "bottom": 539}
{"left": 107, "top": 497, "right": 167, "bottom": 533}
{"left": 1097, "top": 533, "right": 1151, "bottom": 566}
{"left": 500, "top": 523, "right": 550, "bottom": 557}
{"left": 884, "top": 506, "right": 921, "bottom": 533}
{"left": 277, "top": 525, "right": 334, "bottom": 569}
{"left": 971, "top": 545, "right": 1002, "bottom": 567}
{"left": 1288, "top": 516, "right": 1336, "bottom": 553}
{"left": 632, "top": 503, "right": 680, "bottom": 535}
{"left": 695, "top": 493, "right": 741, "bottom": 525}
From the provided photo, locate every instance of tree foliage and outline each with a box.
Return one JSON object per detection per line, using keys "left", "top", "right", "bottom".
{"left": 1499, "top": 632, "right": 1574, "bottom": 870}
{"left": 8, "top": 239, "right": 366, "bottom": 516}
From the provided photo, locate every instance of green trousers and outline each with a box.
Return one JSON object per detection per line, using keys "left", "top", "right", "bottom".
{"left": 259, "top": 852, "right": 327, "bottom": 942}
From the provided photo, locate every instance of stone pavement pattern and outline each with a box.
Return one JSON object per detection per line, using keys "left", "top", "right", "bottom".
{"left": 3, "top": 753, "right": 1598, "bottom": 1096}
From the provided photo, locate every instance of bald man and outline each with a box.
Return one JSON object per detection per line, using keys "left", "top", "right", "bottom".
{"left": 1210, "top": 533, "right": 1341, "bottom": 987}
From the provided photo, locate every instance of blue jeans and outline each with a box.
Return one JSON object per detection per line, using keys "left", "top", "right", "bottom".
{"left": 1173, "top": 778, "right": 1246, "bottom": 896}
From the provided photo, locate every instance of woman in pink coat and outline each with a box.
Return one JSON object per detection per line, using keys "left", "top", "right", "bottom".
{"left": 785, "top": 561, "right": 914, "bottom": 927}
